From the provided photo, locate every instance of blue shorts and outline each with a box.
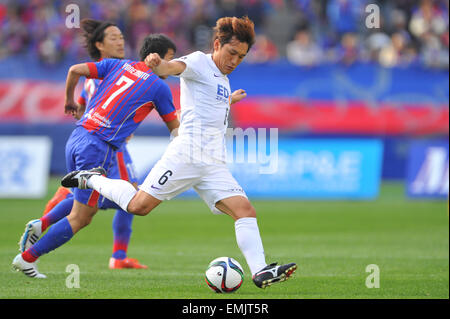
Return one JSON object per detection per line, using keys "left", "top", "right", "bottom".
{"left": 65, "top": 126, "right": 116, "bottom": 207}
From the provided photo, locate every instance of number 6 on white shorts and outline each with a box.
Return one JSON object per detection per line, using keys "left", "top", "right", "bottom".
{"left": 158, "top": 170, "right": 173, "bottom": 186}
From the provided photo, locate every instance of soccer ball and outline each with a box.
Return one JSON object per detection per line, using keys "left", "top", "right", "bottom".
{"left": 205, "top": 257, "right": 244, "bottom": 293}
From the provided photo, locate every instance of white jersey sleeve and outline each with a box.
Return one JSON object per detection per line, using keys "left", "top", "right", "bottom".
{"left": 173, "top": 51, "right": 206, "bottom": 80}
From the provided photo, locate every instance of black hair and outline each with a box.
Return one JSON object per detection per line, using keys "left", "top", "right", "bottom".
{"left": 80, "top": 19, "right": 118, "bottom": 61}
{"left": 139, "top": 34, "right": 177, "bottom": 61}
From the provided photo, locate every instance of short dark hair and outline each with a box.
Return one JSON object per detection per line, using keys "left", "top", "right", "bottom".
{"left": 81, "top": 19, "right": 117, "bottom": 61}
{"left": 212, "top": 16, "right": 256, "bottom": 52}
{"left": 139, "top": 34, "right": 177, "bottom": 61}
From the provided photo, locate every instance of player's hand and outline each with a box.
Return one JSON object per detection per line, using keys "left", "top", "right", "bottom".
{"left": 64, "top": 100, "right": 78, "bottom": 117}
{"left": 73, "top": 103, "right": 86, "bottom": 120}
{"left": 231, "top": 89, "right": 247, "bottom": 105}
{"left": 145, "top": 53, "right": 162, "bottom": 69}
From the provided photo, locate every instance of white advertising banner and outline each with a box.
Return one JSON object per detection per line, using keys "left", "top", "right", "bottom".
{"left": 126, "top": 136, "right": 170, "bottom": 178}
{"left": 0, "top": 136, "right": 52, "bottom": 198}
{"left": 127, "top": 136, "right": 383, "bottom": 199}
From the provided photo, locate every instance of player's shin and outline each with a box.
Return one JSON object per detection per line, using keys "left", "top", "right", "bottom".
{"left": 40, "top": 196, "right": 74, "bottom": 232}
{"left": 22, "top": 217, "right": 74, "bottom": 263}
{"left": 234, "top": 217, "right": 267, "bottom": 276}
{"left": 112, "top": 209, "right": 133, "bottom": 259}
{"left": 87, "top": 175, "right": 136, "bottom": 212}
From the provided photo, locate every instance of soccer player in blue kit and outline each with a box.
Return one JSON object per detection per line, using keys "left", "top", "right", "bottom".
{"left": 12, "top": 29, "right": 179, "bottom": 278}
{"left": 16, "top": 19, "right": 172, "bottom": 270}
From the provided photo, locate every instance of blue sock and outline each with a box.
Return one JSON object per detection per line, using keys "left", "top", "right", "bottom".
{"left": 112, "top": 209, "right": 134, "bottom": 260}
{"left": 41, "top": 195, "right": 74, "bottom": 230}
{"left": 28, "top": 217, "right": 74, "bottom": 259}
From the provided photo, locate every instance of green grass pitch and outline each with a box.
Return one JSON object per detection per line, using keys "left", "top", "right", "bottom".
{"left": 0, "top": 178, "right": 448, "bottom": 299}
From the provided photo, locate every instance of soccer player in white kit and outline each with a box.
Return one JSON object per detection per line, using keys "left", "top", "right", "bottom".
{"left": 62, "top": 16, "right": 297, "bottom": 288}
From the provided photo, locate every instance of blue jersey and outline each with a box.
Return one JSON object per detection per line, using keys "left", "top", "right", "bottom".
{"left": 76, "top": 66, "right": 138, "bottom": 186}
{"left": 77, "top": 78, "right": 101, "bottom": 107}
{"left": 77, "top": 58, "right": 177, "bottom": 148}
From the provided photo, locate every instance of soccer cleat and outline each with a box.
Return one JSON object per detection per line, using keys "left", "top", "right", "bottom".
{"left": 18, "top": 219, "right": 42, "bottom": 253}
{"left": 43, "top": 186, "right": 72, "bottom": 216}
{"left": 12, "top": 254, "right": 46, "bottom": 279}
{"left": 109, "top": 257, "right": 148, "bottom": 269}
{"left": 61, "top": 166, "right": 106, "bottom": 189}
{"left": 252, "top": 262, "right": 297, "bottom": 288}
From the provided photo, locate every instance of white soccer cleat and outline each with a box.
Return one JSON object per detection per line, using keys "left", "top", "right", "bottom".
{"left": 18, "top": 219, "right": 42, "bottom": 253}
{"left": 61, "top": 166, "right": 106, "bottom": 189}
{"left": 12, "top": 254, "right": 46, "bottom": 279}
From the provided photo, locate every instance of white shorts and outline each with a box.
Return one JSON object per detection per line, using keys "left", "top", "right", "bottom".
{"left": 139, "top": 140, "right": 247, "bottom": 215}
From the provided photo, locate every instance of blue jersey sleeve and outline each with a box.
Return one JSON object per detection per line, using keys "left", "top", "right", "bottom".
{"left": 153, "top": 82, "right": 177, "bottom": 122}
{"left": 87, "top": 59, "right": 121, "bottom": 79}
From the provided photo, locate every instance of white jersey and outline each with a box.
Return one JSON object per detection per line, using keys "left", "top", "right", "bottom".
{"left": 140, "top": 52, "right": 248, "bottom": 212}
{"left": 172, "top": 51, "right": 231, "bottom": 164}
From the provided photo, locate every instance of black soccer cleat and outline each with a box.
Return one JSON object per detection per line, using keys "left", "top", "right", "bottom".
{"left": 252, "top": 262, "right": 297, "bottom": 288}
{"left": 61, "top": 166, "right": 106, "bottom": 189}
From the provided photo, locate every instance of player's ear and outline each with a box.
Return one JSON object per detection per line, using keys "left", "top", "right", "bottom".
{"left": 213, "top": 39, "right": 221, "bottom": 52}
{"left": 95, "top": 41, "right": 104, "bottom": 53}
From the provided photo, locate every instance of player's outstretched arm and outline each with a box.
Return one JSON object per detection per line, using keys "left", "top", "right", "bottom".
{"left": 145, "top": 53, "right": 186, "bottom": 78}
{"left": 64, "top": 63, "right": 91, "bottom": 116}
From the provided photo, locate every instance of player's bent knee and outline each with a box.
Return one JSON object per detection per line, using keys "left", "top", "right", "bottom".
{"left": 240, "top": 198, "right": 256, "bottom": 215}
{"left": 243, "top": 205, "right": 257, "bottom": 218}
{"left": 126, "top": 191, "right": 161, "bottom": 216}
{"left": 216, "top": 196, "right": 257, "bottom": 220}
{"left": 234, "top": 200, "right": 257, "bottom": 219}
{"left": 127, "top": 201, "right": 152, "bottom": 216}
{"left": 126, "top": 203, "right": 147, "bottom": 216}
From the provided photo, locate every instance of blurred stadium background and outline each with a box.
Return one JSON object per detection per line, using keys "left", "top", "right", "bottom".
{"left": 0, "top": 0, "right": 448, "bottom": 199}
{"left": 0, "top": 0, "right": 448, "bottom": 299}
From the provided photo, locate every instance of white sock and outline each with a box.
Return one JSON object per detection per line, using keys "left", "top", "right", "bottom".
{"left": 235, "top": 217, "right": 267, "bottom": 276}
{"left": 87, "top": 175, "right": 136, "bottom": 212}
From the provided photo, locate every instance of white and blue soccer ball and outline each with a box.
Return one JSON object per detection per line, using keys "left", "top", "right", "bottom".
{"left": 205, "top": 257, "right": 244, "bottom": 293}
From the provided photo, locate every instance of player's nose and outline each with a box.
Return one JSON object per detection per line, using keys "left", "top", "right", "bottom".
{"left": 230, "top": 56, "right": 239, "bottom": 67}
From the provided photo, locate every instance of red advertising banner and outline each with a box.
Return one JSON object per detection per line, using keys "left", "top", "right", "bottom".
{"left": 0, "top": 80, "right": 181, "bottom": 124}
{"left": 1, "top": 80, "right": 448, "bottom": 135}
{"left": 231, "top": 97, "right": 449, "bottom": 135}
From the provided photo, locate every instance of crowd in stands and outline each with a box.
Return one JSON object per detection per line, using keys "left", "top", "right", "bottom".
{"left": 0, "top": 0, "right": 448, "bottom": 69}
